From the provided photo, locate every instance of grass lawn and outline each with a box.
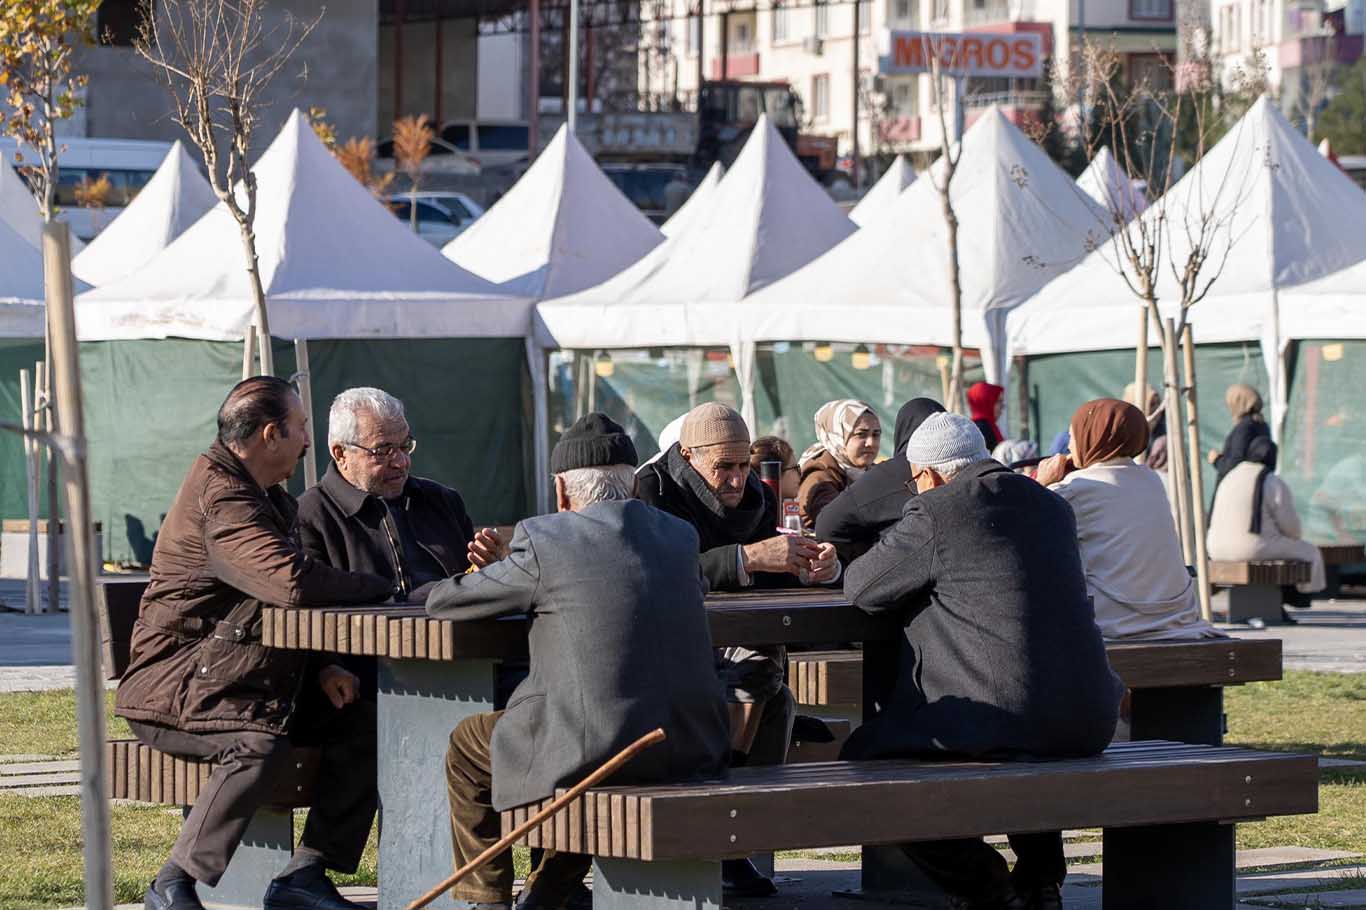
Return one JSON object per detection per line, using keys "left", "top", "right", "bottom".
{"left": 0, "top": 671, "right": 1361, "bottom": 908}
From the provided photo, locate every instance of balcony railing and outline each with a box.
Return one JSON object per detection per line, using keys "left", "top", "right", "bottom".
{"left": 963, "top": 89, "right": 1049, "bottom": 109}
{"left": 711, "top": 53, "right": 761, "bottom": 79}
{"left": 964, "top": 0, "right": 1036, "bottom": 25}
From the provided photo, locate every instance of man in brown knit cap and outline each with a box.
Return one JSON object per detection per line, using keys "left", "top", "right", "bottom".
{"left": 637, "top": 402, "right": 838, "bottom": 898}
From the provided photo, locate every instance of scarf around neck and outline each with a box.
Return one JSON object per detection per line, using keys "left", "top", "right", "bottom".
{"left": 799, "top": 399, "right": 875, "bottom": 482}
{"left": 664, "top": 443, "right": 770, "bottom": 541}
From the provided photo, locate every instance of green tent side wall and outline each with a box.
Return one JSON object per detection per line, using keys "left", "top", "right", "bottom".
{"left": 0, "top": 338, "right": 53, "bottom": 522}
{"left": 1280, "top": 340, "right": 1366, "bottom": 545}
{"left": 1017, "top": 341, "right": 1269, "bottom": 499}
{"left": 81, "top": 337, "right": 530, "bottom": 565}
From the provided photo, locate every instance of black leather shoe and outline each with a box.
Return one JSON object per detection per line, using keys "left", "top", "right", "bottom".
{"left": 263, "top": 868, "right": 367, "bottom": 910}
{"left": 721, "top": 858, "right": 778, "bottom": 898}
{"left": 144, "top": 878, "right": 205, "bottom": 910}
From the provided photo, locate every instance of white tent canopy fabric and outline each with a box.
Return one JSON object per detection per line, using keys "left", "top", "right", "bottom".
{"left": 1076, "top": 146, "right": 1147, "bottom": 220}
{"left": 741, "top": 108, "right": 1107, "bottom": 383}
{"left": 0, "top": 161, "right": 84, "bottom": 254}
{"left": 443, "top": 125, "right": 663, "bottom": 299}
{"left": 72, "top": 141, "right": 217, "bottom": 287}
{"left": 1280, "top": 258, "right": 1366, "bottom": 340}
{"left": 1007, "top": 96, "right": 1366, "bottom": 423}
{"left": 660, "top": 162, "right": 723, "bottom": 238}
{"left": 848, "top": 156, "right": 917, "bottom": 227}
{"left": 77, "top": 109, "right": 529, "bottom": 341}
{"left": 0, "top": 215, "right": 49, "bottom": 336}
{"left": 535, "top": 115, "right": 856, "bottom": 350}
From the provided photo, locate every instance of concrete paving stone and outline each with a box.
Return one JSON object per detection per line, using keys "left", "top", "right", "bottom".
{"left": 1242, "top": 890, "right": 1366, "bottom": 908}
{"left": 0, "top": 771, "right": 79, "bottom": 788}
{"left": 1237, "top": 848, "right": 1364, "bottom": 869}
{"left": 0, "top": 759, "right": 78, "bottom": 774}
{"left": 10, "top": 784, "right": 79, "bottom": 797}
{"left": 1238, "top": 866, "right": 1366, "bottom": 896}
{"left": 0, "top": 753, "right": 56, "bottom": 763}
{"left": 1321, "top": 757, "right": 1366, "bottom": 771}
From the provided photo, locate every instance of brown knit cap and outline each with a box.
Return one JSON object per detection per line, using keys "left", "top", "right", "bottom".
{"left": 680, "top": 403, "right": 751, "bottom": 460}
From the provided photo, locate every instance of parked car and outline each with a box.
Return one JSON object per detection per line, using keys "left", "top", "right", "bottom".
{"left": 376, "top": 137, "right": 481, "bottom": 176}
{"left": 600, "top": 163, "right": 692, "bottom": 224}
{"left": 438, "top": 120, "right": 530, "bottom": 170}
{"left": 385, "top": 191, "right": 486, "bottom": 247}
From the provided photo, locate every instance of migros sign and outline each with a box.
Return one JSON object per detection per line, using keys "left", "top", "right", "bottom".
{"left": 877, "top": 30, "right": 1045, "bottom": 78}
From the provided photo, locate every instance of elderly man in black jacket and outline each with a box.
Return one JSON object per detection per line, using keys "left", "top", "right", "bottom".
{"left": 815, "top": 397, "right": 946, "bottom": 563}
{"left": 427, "top": 414, "right": 730, "bottom": 910}
{"left": 637, "top": 402, "right": 839, "bottom": 898}
{"left": 297, "top": 387, "right": 507, "bottom": 604}
{"left": 844, "top": 412, "right": 1123, "bottom": 910}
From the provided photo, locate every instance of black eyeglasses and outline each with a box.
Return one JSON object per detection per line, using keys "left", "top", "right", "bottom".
{"left": 345, "top": 438, "right": 417, "bottom": 461}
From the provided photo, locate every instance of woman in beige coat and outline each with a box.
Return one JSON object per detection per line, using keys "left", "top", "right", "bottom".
{"left": 1207, "top": 438, "right": 1325, "bottom": 594}
{"left": 1036, "top": 398, "right": 1221, "bottom": 641}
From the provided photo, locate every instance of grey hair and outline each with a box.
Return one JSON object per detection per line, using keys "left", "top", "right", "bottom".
{"left": 328, "top": 387, "right": 407, "bottom": 450}
{"left": 557, "top": 465, "right": 637, "bottom": 508}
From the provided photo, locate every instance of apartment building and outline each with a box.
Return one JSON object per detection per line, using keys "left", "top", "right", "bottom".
{"left": 1210, "top": 0, "right": 1363, "bottom": 126}
{"left": 639, "top": 0, "right": 1178, "bottom": 156}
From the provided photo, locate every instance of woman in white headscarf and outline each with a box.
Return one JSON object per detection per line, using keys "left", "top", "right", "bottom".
{"left": 797, "top": 399, "right": 880, "bottom": 528}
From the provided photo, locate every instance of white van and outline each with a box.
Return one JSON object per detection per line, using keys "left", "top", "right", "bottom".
{"left": 0, "top": 136, "right": 174, "bottom": 241}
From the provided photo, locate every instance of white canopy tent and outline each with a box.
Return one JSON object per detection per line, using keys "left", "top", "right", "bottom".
{"left": 0, "top": 216, "right": 48, "bottom": 336}
{"left": 535, "top": 115, "right": 856, "bottom": 428}
{"left": 0, "top": 161, "right": 83, "bottom": 254}
{"left": 1280, "top": 260, "right": 1366, "bottom": 341}
{"left": 741, "top": 107, "right": 1107, "bottom": 386}
{"left": 1076, "top": 145, "right": 1147, "bottom": 220}
{"left": 443, "top": 125, "right": 663, "bottom": 299}
{"left": 72, "top": 141, "right": 217, "bottom": 287}
{"left": 77, "top": 109, "right": 528, "bottom": 341}
{"left": 848, "top": 155, "right": 917, "bottom": 227}
{"left": 660, "top": 162, "right": 722, "bottom": 238}
{"left": 1007, "top": 96, "right": 1366, "bottom": 430}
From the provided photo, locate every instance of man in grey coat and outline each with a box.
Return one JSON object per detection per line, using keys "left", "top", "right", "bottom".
{"left": 843, "top": 412, "right": 1123, "bottom": 910}
{"left": 426, "top": 413, "right": 730, "bottom": 910}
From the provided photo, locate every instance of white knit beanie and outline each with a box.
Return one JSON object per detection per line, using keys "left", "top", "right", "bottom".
{"left": 905, "top": 412, "right": 990, "bottom": 469}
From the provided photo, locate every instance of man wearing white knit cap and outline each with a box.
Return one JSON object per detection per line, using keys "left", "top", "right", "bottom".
{"left": 843, "top": 412, "right": 1124, "bottom": 910}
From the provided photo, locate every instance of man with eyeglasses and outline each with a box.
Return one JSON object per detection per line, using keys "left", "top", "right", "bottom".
{"left": 297, "top": 387, "right": 507, "bottom": 606}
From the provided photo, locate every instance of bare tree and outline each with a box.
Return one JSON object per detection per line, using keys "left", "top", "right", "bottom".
{"left": 922, "top": 39, "right": 967, "bottom": 413}
{"left": 135, "top": 0, "right": 322, "bottom": 378}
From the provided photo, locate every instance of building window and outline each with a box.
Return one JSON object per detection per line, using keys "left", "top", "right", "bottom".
{"left": 858, "top": 0, "right": 871, "bottom": 32}
{"left": 735, "top": 20, "right": 753, "bottom": 51}
{"left": 773, "top": 3, "right": 790, "bottom": 41}
{"left": 687, "top": 13, "right": 700, "bottom": 53}
{"left": 812, "top": 73, "right": 831, "bottom": 120}
{"left": 1131, "top": 0, "right": 1173, "bottom": 21}
{"left": 98, "top": 0, "right": 146, "bottom": 46}
{"left": 893, "top": 0, "right": 913, "bottom": 22}
{"left": 815, "top": 1, "right": 830, "bottom": 36}
{"left": 932, "top": 0, "right": 951, "bottom": 24}
{"left": 892, "top": 78, "right": 918, "bottom": 116}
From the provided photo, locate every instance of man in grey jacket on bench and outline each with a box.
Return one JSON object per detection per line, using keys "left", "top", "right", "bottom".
{"left": 426, "top": 413, "right": 731, "bottom": 910}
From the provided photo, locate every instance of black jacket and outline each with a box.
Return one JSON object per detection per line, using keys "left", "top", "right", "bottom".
{"left": 815, "top": 398, "right": 946, "bottom": 564}
{"left": 297, "top": 463, "right": 474, "bottom": 604}
{"left": 842, "top": 459, "right": 1122, "bottom": 762}
{"left": 1214, "top": 416, "right": 1271, "bottom": 484}
{"left": 637, "top": 448, "right": 786, "bottom": 591}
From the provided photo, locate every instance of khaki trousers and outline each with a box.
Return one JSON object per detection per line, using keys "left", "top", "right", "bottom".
{"left": 445, "top": 711, "right": 591, "bottom": 904}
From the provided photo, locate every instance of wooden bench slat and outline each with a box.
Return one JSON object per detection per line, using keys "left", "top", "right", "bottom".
{"left": 1319, "top": 544, "right": 1364, "bottom": 566}
{"left": 1209, "top": 560, "right": 1311, "bottom": 586}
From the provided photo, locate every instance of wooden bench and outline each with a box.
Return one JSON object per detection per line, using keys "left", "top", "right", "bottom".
{"left": 1319, "top": 544, "right": 1365, "bottom": 597}
{"left": 501, "top": 741, "right": 1317, "bottom": 909}
{"left": 791, "top": 638, "right": 1284, "bottom": 747}
{"left": 97, "top": 577, "right": 319, "bottom": 910}
{"left": 1209, "top": 560, "right": 1311, "bottom": 625}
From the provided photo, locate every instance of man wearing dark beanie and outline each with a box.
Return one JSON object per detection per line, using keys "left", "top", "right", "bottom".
{"left": 426, "top": 414, "right": 730, "bottom": 910}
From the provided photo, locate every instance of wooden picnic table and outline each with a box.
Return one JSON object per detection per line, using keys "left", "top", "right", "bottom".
{"left": 260, "top": 590, "right": 1282, "bottom": 910}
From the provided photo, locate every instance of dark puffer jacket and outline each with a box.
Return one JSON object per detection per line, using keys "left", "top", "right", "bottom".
{"left": 114, "top": 442, "right": 392, "bottom": 735}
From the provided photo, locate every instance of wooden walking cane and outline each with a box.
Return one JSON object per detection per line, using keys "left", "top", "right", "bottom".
{"left": 408, "top": 728, "right": 667, "bottom": 910}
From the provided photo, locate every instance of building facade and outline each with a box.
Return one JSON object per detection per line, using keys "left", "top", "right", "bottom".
{"left": 639, "top": 0, "right": 1178, "bottom": 158}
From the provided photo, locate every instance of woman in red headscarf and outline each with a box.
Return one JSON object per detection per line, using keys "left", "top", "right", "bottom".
{"left": 967, "top": 382, "right": 1005, "bottom": 450}
{"left": 1039, "top": 398, "right": 1220, "bottom": 641}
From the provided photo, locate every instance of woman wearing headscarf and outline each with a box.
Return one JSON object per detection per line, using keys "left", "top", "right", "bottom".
{"left": 1208, "top": 383, "right": 1271, "bottom": 484}
{"left": 797, "top": 399, "right": 881, "bottom": 529}
{"left": 815, "top": 398, "right": 946, "bottom": 563}
{"left": 1037, "top": 398, "right": 1221, "bottom": 640}
{"left": 967, "top": 382, "right": 1006, "bottom": 450}
{"left": 1207, "top": 438, "right": 1326, "bottom": 596}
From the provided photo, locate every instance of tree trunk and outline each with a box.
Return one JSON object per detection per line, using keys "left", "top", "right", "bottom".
{"left": 943, "top": 190, "right": 964, "bottom": 414}
{"left": 1133, "top": 301, "right": 1149, "bottom": 412}
{"left": 237, "top": 223, "right": 274, "bottom": 376}
{"left": 1182, "top": 323, "right": 1213, "bottom": 622}
{"left": 1162, "top": 318, "right": 1194, "bottom": 565}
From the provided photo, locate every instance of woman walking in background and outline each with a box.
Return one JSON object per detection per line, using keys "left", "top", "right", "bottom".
{"left": 968, "top": 382, "right": 1006, "bottom": 450}
{"left": 1209, "top": 383, "right": 1271, "bottom": 484}
{"left": 797, "top": 400, "right": 881, "bottom": 528}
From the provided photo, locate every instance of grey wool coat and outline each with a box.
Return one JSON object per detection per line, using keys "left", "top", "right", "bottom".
{"left": 425, "top": 499, "right": 731, "bottom": 811}
{"left": 842, "top": 459, "right": 1123, "bottom": 762}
